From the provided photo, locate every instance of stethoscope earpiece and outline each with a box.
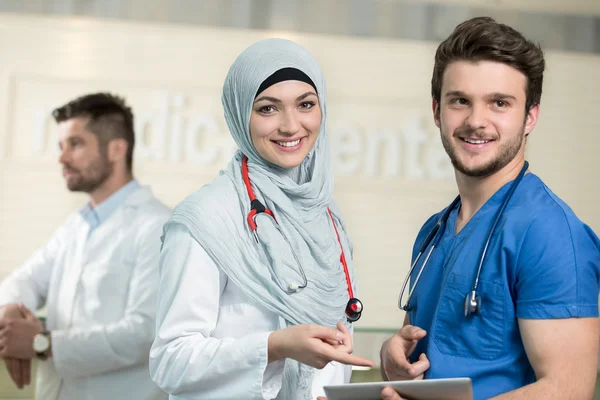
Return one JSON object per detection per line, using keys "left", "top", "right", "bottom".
{"left": 287, "top": 283, "right": 299, "bottom": 292}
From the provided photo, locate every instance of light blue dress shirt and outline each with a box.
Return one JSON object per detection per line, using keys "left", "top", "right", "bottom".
{"left": 79, "top": 179, "right": 140, "bottom": 236}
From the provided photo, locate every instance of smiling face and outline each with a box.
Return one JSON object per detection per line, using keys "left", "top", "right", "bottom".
{"left": 433, "top": 60, "right": 539, "bottom": 178}
{"left": 249, "top": 80, "right": 321, "bottom": 169}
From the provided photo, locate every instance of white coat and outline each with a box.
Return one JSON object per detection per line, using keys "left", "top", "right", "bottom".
{"left": 149, "top": 224, "right": 352, "bottom": 400}
{"left": 0, "top": 185, "right": 171, "bottom": 400}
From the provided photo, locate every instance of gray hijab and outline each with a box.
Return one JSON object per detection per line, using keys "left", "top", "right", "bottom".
{"left": 163, "top": 38, "right": 357, "bottom": 399}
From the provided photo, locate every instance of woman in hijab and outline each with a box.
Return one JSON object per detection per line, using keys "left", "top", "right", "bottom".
{"left": 149, "top": 38, "right": 373, "bottom": 400}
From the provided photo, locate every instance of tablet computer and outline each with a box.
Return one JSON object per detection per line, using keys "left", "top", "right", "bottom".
{"left": 323, "top": 377, "right": 472, "bottom": 400}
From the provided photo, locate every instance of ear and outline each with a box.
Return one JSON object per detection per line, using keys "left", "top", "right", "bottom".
{"left": 432, "top": 98, "right": 441, "bottom": 128}
{"left": 524, "top": 104, "right": 540, "bottom": 137}
{"left": 107, "top": 138, "right": 128, "bottom": 164}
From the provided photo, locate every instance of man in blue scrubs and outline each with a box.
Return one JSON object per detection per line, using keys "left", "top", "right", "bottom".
{"left": 380, "top": 17, "right": 600, "bottom": 400}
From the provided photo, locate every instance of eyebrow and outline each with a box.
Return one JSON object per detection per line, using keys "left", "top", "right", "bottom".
{"left": 444, "top": 90, "right": 468, "bottom": 98}
{"left": 66, "top": 135, "right": 84, "bottom": 143}
{"left": 254, "top": 91, "right": 317, "bottom": 104}
{"left": 444, "top": 90, "right": 517, "bottom": 101}
{"left": 59, "top": 134, "right": 84, "bottom": 144}
{"left": 486, "top": 93, "right": 517, "bottom": 101}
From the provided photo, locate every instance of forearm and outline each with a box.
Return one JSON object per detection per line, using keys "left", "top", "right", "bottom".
{"left": 0, "top": 275, "right": 45, "bottom": 311}
{"left": 267, "top": 329, "right": 289, "bottom": 363}
{"left": 150, "top": 331, "right": 283, "bottom": 400}
{"left": 491, "top": 376, "right": 595, "bottom": 400}
{"left": 0, "top": 233, "right": 59, "bottom": 311}
{"left": 52, "top": 314, "right": 154, "bottom": 379}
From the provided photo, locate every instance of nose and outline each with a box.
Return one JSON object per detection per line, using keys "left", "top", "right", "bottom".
{"left": 279, "top": 110, "right": 301, "bottom": 136}
{"left": 58, "top": 148, "right": 70, "bottom": 165}
{"left": 464, "top": 103, "right": 489, "bottom": 131}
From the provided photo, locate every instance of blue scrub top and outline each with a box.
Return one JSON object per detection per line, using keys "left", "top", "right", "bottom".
{"left": 408, "top": 173, "right": 600, "bottom": 399}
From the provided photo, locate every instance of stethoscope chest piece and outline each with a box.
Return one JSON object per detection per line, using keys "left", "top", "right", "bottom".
{"left": 464, "top": 290, "right": 481, "bottom": 318}
{"left": 346, "top": 297, "right": 363, "bottom": 322}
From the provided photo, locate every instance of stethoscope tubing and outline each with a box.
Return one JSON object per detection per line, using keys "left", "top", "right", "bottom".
{"left": 398, "top": 161, "right": 529, "bottom": 314}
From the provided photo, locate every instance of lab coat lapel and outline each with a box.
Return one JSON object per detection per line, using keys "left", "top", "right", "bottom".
{"left": 56, "top": 216, "right": 90, "bottom": 329}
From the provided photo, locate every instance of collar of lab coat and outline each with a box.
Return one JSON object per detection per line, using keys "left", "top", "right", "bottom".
{"left": 79, "top": 181, "right": 155, "bottom": 227}
{"left": 123, "top": 185, "right": 155, "bottom": 208}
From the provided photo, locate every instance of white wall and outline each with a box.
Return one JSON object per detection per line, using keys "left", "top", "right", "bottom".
{"left": 0, "top": 14, "right": 598, "bottom": 332}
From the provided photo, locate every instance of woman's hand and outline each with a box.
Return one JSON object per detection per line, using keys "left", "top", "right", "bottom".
{"left": 268, "top": 322, "right": 374, "bottom": 369}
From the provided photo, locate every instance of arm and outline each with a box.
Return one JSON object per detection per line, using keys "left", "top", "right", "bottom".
{"left": 0, "top": 227, "right": 62, "bottom": 388}
{"left": 492, "top": 212, "right": 600, "bottom": 399}
{"left": 149, "top": 223, "right": 285, "bottom": 400}
{"left": 50, "top": 217, "right": 165, "bottom": 378}
{"left": 0, "top": 226, "right": 64, "bottom": 311}
{"left": 491, "top": 318, "right": 598, "bottom": 399}
{"left": 149, "top": 224, "right": 372, "bottom": 400}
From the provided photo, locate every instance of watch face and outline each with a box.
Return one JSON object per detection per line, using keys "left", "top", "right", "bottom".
{"left": 33, "top": 334, "right": 49, "bottom": 352}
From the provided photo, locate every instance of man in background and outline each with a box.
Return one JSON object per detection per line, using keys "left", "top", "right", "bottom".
{"left": 0, "top": 93, "right": 170, "bottom": 400}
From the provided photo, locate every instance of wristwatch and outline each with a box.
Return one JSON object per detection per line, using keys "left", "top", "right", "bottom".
{"left": 32, "top": 331, "right": 51, "bottom": 360}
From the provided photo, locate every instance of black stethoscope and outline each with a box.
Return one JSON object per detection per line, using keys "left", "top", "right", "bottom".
{"left": 398, "top": 161, "right": 529, "bottom": 318}
{"left": 242, "top": 156, "right": 363, "bottom": 322}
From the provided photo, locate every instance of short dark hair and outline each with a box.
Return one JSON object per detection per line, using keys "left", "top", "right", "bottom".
{"left": 432, "top": 16, "right": 545, "bottom": 111}
{"left": 53, "top": 93, "right": 135, "bottom": 170}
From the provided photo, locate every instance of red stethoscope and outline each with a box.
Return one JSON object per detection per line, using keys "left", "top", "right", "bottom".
{"left": 242, "top": 156, "right": 363, "bottom": 322}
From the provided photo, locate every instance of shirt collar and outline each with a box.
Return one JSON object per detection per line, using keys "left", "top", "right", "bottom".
{"left": 79, "top": 179, "right": 140, "bottom": 228}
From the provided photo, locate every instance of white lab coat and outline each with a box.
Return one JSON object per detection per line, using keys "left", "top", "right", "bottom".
{"left": 0, "top": 186, "right": 171, "bottom": 400}
{"left": 149, "top": 224, "right": 352, "bottom": 400}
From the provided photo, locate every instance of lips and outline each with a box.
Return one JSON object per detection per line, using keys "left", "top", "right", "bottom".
{"left": 63, "top": 169, "right": 79, "bottom": 177}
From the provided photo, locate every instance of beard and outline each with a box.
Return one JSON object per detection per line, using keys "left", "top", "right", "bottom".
{"left": 63, "top": 154, "right": 112, "bottom": 193}
{"left": 441, "top": 124, "right": 525, "bottom": 178}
